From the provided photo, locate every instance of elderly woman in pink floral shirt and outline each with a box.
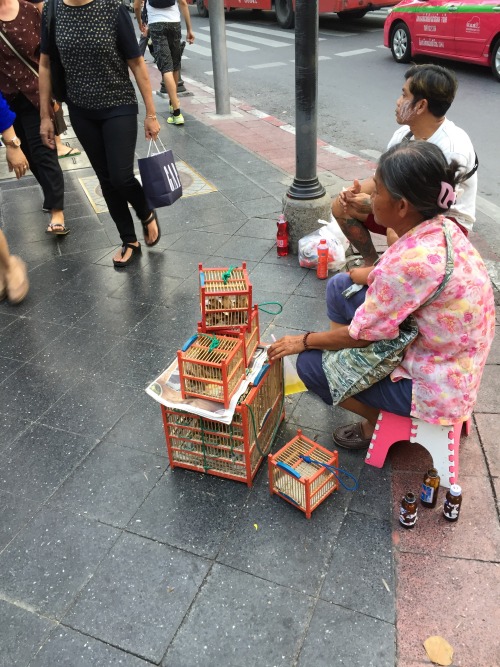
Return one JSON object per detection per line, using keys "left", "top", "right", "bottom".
{"left": 268, "top": 141, "right": 495, "bottom": 450}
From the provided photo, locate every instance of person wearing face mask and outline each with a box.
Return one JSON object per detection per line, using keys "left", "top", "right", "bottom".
{"left": 331, "top": 64, "right": 477, "bottom": 266}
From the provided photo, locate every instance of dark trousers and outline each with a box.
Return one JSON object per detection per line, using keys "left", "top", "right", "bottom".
{"left": 69, "top": 112, "right": 150, "bottom": 244}
{"left": 11, "top": 94, "right": 64, "bottom": 211}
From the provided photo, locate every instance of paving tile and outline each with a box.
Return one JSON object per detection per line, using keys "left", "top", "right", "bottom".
{"left": 0, "top": 599, "right": 55, "bottom": 667}
{"left": 93, "top": 338, "right": 175, "bottom": 388}
{"left": 0, "top": 311, "right": 16, "bottom": 330}
{"left": 396, "top": 553, "right": 500, "bottom": 667}
{"left": 103, "top": 392, "right": 169, "bottom": 457}
{"left": 29, "top": 626, "right": 152, "bottom": 667}
{"left": 71, "top": 295, "right": 155, "bottom": 337}
{"left": 22, "top": 288, "right": 98, "bottom": 327}
{"left": 474, "top": 364, "right": 500, "bottom": 413}
{"left": 0, "top": 318, "right": 68, "bottom": 362}
{"left": 349, "top": 464, "right": 392, "bottom": 521}
{"left": 0, "top": 424, "right": 96, "bottom": 503}
{"left": 294, "top": 268, "right": 331, "bottom": 298}
{"left": 217, "top": 472, "right": 347, "bottom": 595}
{"left": 272, "top": 293, "right": 327, "bottom": 331}
{"left": 234, "top": 216, "right": 277, "bottom": 240}
{"left": 235, "top": 196, "right": 281, "bottom": 217}
{"left": 0, "top": 355, "right": 24, "bottom": 385}
{"left": 128, "top": 470, "right": 250, "bottom": 558}
{"left": 49, "top": 441, "right": 166, "bottom": 527}
{"left": 474, "top": 413, "right": 500, "bottom": 477}
{"left": 169, "top": 230, "right": 232, "bottom": 255}
{"left": 218, "top": 185, "right": 271, "bottom": 203}
{"left": 0, "top": 490, "right": 39, "bottom": 551}
{"left": 162, "top": 562, "right": 315, "bottom": 667}
{"left": 297, "top": 599, "right": 395, "bottom": 667}
{"left": 0, "top": 508, "right": 119, "bottom": 618}
{"left": 248, "top": 261, "right": 307, "bottom": 295}
{"left": 320, "top": 511, "right": 395, "bottom": 623}
{"left": 0, "top": 411, "right": 32, "bottom": 455}
{"left": 63, "top": 532, "right": 210, "bottom": 663}
{"left": 392, "top": 471, "right": 500, "bottom": 562}
{"left": 30, "top": 326, "right": 118, "bottom": 375}
{"left": 38, "top": 377, "right": 138, "bottom": 439}
{"left": 109, "top": 267, "right": 185, "bottom": 304}
{"left": 214, "top": 235, "right": 275, "bottom": 262}
{"left": 63, "top": 263, "right": 129, "bottom": 297}
{"left": 126, "top": 304, "right": 197, "bottom": 352}
{"left": 0, "top": 363, "right": 72, "bottom": 420}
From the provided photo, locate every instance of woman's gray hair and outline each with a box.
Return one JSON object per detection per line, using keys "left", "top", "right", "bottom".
{"left": 377, "top": 141, "right": 466, "bottom": 220}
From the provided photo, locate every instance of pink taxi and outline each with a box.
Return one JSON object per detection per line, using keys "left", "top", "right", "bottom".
{"left": 384, "top": 0, "right": 500, "bottom": 81}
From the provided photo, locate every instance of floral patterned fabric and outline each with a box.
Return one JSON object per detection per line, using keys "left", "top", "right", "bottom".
{"left": 348, "top": 216, "right": 495, "bottom": 424}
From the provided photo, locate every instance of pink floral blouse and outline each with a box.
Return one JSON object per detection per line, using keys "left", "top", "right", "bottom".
{"left": 348, "top": 216, "right": 495, "bottom": 424}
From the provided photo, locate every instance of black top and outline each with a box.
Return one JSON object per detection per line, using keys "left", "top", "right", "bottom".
{"left": 41, "top": 0, "right": 141, "bottom": 118}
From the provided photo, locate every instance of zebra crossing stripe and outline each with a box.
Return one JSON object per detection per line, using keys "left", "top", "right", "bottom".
{"left": 223, "top": 28, "right": 292, "bottom": 47}
{"left": 224, "top": 22, "right": 297, "bottom": 39}
{"left": 335, "top": 48, "right": 376, "bottom": 57}
{"left": 195, "top": 32, "right": 257, "bottom": 52}
{"left": 249, "top": 62, "right": 287, "bottom": 69}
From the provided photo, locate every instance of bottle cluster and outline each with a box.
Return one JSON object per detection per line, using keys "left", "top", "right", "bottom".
{"left": 399, "top": 468, "right": 462, "bottom": 529}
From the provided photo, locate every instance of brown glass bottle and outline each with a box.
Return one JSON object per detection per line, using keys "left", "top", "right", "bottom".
{"left": 420, "top": 468, "right": 440, "bottom": 508}
{"left": 443, "top": 484, "right": 462, "bottom": 521}
{"left": 399, "top": 492, "right": 418, "bottom": 529}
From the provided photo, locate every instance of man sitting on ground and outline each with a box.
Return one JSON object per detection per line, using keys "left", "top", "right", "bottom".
{"left": 332, "top": 64, "right": 477, "bottom": 266}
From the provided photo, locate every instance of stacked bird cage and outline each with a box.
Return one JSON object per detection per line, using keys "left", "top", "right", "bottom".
{"left": 198, "top": 304, "right": 260, "bottom": 368}
{"left": 177, "top": 333, "right": 246, "bottom": 409}
{"left": 199, "top": 263, "right": 253, "bottom": 332}
{"left": 268, "top": 429, "right": 339, "bottom": 518}
{"left": 162, "top": 359, "right": 284, "bottom": 486}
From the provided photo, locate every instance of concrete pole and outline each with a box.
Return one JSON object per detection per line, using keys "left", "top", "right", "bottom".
{"left": 283, "top": 0, "right": 330, "bottom": 253}
{"left": 209, "top": 0, "right": 231, "bottom": 115}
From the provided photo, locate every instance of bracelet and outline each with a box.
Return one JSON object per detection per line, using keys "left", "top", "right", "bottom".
{"left": 145, "top": 114, "right": 157, "bottom": 121}
{"left": 303, "top": 332, "right": 313, "bottom": 351}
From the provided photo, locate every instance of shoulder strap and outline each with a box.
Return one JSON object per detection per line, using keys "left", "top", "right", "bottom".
{"left": 0, "top": 30, "right": 39, "bottom": 79}
{"left": 422, "top": 219, "right": 454, "bottom": 307}
{"left": 464, "top": 152, "right": 478, "bottom": 181}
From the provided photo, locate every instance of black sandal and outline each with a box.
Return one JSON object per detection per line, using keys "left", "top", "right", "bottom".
{"left": 113, "top": 242, "right": 141, "bottom": 268}
{"left": 141, "top": 210, "right": 161, "bottom": 247}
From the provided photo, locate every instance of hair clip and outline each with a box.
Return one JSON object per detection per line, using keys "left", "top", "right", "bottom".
{"left": 438, "top": 181, "right": 456, "bottom": 209}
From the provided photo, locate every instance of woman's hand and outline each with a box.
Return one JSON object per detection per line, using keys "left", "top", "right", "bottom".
{"left": 40, "top": 117, "right": 56, "bottom": 149}
{"left": 144, "top": 116, "right": 160, "bottom": 140}
{"left": 349, "top": 266, "right": 373, "bottom": 285}
{"left": 267, "top": 334, "right": 305, "bottom": 362}
{"left": 6, "top": 146, "right": 30, "bottom": 179}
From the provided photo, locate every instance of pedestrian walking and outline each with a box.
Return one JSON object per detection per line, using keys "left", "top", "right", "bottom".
{"left": 135, "top": 0, "right": 194, "bottom": 125}
{"left": 0, "top": 0, "right": 68, "bottom": 235}
{"left": 0, "top": 91, "right": 30, "bottom": 304}
{"left": 39, "top": 0, "right": 162, "bottom": 268}
{"left": 138, "top": 0, "right": 156, "bottom": 60}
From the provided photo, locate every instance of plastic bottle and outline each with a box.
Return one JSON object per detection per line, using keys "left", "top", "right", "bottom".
{"left": 443, "top": 484, "right": 462, "bottom": 521}
{"left": 276, "top": 214, "right": 289, "bottom": 257}
{"left": 316, "top": 238, "right": 329, "bottom": 279}
{"left": 420, "top": 467, "right": 440, "bottom": 508}
{"left": 399, "top": 492, "right": 418, "bottom": 529}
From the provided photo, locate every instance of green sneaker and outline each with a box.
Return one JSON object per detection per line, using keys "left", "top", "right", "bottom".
{"left": 167, "top": 113, "right": 184, "bottom": 126}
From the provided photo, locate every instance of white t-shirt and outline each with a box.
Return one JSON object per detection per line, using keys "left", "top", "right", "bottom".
{"left": 387, "top": 119, "right": 477, "bottom": 231}
{"left": 147, "top": 1, "right": 180, "bottom": 24}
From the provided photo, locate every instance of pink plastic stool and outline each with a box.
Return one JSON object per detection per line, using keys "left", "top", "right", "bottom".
{"left": 365, "top": 410, "right": 471, "bottom": 488}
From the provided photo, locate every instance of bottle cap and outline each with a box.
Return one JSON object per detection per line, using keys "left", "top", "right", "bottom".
{"left": 404, "top": 492, "right": 416, "bottom": 503}
{"left": 427, "top": 468, "right": 439, "bottom": 478}
{"left": 449, "top": 484, "right": 462, "bottom": 496}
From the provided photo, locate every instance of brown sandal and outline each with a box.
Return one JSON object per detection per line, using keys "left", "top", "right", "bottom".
{"left": 333, "top": 422, "right": 372, "bottom": 450}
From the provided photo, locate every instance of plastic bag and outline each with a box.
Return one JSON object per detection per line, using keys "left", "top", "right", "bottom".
{"left": 298, "top": 215, "right": 348, "bottom": 272}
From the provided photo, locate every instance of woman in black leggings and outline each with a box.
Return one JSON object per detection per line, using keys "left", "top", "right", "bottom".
{"left": 39, "top": 0, "right": 161, "bottom": 267}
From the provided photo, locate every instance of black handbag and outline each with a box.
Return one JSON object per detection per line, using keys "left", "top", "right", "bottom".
{"left": 138, "top": 138, "right": 183, "bottom": 209}
{"left": 46, "top": 0, "right": 67, "bottom": 103}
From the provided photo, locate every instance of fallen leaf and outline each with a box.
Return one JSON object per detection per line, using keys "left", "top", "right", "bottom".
{"left": 381, "top": 578, "right": 391, "bottom": 593}
{"left": 253, "top": 523, "right": 258, "bottom": 531}
{"left": 424, "top": 635, "right": 454, "bottom": 666}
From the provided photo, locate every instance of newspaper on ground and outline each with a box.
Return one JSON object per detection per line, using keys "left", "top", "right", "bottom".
{"left": 145, "top": 345, "right": 270, "bottom": 425}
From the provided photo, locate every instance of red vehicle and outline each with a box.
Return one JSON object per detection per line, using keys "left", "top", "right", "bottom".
{"left": 190, "top": 0, "right": 399, "bottom": 29}
{"left": 384, "top": 0, "right": 500, "bottom": 81}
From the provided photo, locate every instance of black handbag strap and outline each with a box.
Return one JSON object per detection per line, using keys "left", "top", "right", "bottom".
{"left": 404, "top": 130, "right": 478, "bottom": 181}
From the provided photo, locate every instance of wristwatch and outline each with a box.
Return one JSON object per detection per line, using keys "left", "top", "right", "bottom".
{"left": 3, "top": 136, "right": 21, "bottom": 148}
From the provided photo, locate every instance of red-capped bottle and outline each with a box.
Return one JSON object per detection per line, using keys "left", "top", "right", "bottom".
{"left": 276, "top": 214, "right": 289, "bottom": 257}
{"left": 316, "top": 238, "right": 329, "bottom": 280}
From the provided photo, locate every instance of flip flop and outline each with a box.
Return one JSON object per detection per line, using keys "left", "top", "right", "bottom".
{"left": 46, "top": 222, "right": 70, "bottom": 236}
{"left": 58, "top": 147, "right": 81, "bottom": 159}
{"left": 141, "top": 210, "right": 161, "bottom": 247}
